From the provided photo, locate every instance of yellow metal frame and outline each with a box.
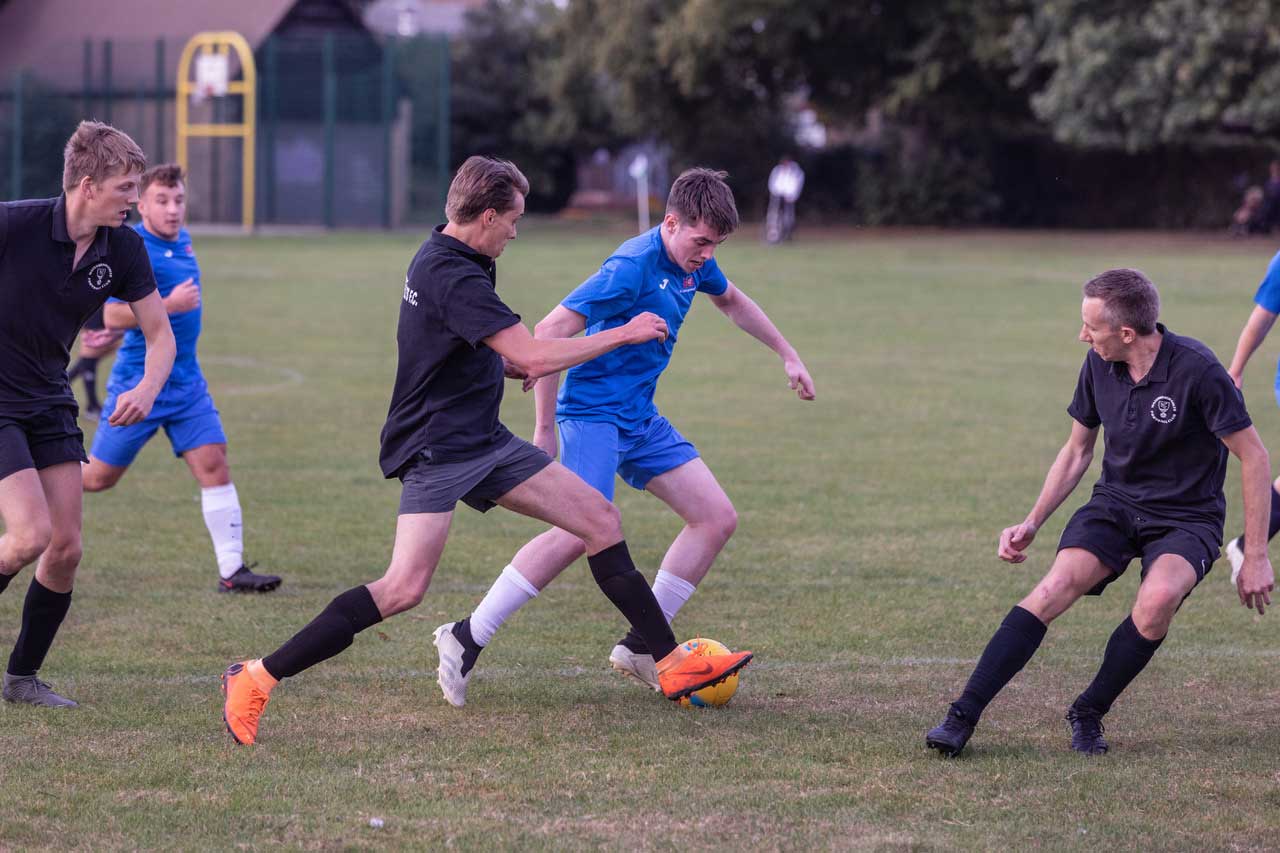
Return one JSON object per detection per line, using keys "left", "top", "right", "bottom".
{"left": 176, "top": 32, "right": 256, "bottom": 231}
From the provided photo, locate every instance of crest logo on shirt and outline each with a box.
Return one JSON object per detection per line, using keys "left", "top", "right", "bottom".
{"left": 87, "top": 262, "right": 113, "bottom": 291}
{"left": 681, "top": 275, "right": 695, "bottom": 291}
{"left": 1150, "top": 395, "right": 1178, "bottom": 424}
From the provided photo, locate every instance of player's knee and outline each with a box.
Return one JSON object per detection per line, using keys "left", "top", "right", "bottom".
{"left": 81, "top": 469, "right": 116, "bottom": 492}
{"left": 709, "top": 503, "right": 738, "bottom": 542}
{"left": 42, "top": 534, "right": 82, "bottom": 573}
{"left": 1134, "top": 585, "right": 1182, "bottom": 633}
{"left": 583, "top": 500, "right": 622, "bottom": 548}
{"left": 9, "top": 522, "right": 52, "bottom": 565}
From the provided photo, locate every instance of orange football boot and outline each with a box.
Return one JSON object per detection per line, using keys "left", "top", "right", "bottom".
{"left": 221, "top": 659, "right": 276, "bottom": 745}
{"left": 656, "top": 645, "right": 753, "bottom": 701}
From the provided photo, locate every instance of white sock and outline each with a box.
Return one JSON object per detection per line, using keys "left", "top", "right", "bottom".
{"left": 201, "top": 483, "right": 244, "bottom": 579}
{"left": 652, "top": 569, "right": 697, "bottom": 625}
{"left": 469, "top": 565, "right": 539, "bottom": 647}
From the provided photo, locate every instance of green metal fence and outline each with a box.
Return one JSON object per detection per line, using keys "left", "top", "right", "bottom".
{"left": 1, "top": 32, "right": 450, "bottom": 227}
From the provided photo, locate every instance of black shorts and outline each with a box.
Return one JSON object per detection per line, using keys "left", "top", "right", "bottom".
{"left": 1057, "top": 495, "right": 1219, "bottom": 596}
{"left": 0, "top": 407, "right": 87, "bottom": 482}
{"left": 397, "top": 434, "right": 552, "bottom": 514}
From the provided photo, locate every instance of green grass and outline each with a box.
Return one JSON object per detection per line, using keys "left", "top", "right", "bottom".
{"left": 3, "top": 224, "right": 1280, "bottom": 850}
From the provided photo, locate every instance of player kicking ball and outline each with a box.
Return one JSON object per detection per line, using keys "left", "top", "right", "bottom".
{"left": 220, "top": 157, "right": 750, "bottom": 745}
{"left": 81, "top": 164, "right": 280, "bottom": 593}
{"left": 432, "top": 167, "right": 814, "bottom": 706}
{"left": 926, "top": 269, "right": 1273, "bottom": 758}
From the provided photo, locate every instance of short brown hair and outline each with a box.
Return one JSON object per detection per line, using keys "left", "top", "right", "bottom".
{"left": 445, "top": 156, "right": 529, "bottom": 224}
{"left": 1082, "top": 268, "right": 1160, "bottom": 335}
{"left": 140, "top": 163, "right": 185, "bottom": 194}
{"left": 62, "top": 120, "right": 147, "bottom": 191}
{"left": 666, "top": 168, "right": 739, "bottom": 236}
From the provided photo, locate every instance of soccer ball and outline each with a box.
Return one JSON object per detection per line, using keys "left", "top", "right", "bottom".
{"left": 677, "top": 637, "right": 739, "bottom": 708}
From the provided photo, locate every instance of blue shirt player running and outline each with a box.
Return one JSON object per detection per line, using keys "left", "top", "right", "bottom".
{"left": 82, "top": 164, "right": 281, "bottom": 593}
{"left": 432, "top": 167, "right": 816, "bottom": 706}
{"left": 1223, "top": 249, "right": 1280, "bottom": 588}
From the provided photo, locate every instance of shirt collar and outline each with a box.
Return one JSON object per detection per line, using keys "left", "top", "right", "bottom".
{"left": 1109, "top": 322, "right": 1172, "bottom": 385}
{"left": 651, "top": 226, "right": 685, "bottom": 277}
{"left": 52, "top": 193, "right": 111, "bottom": 261}
{"left": 430, "top": 224, "right": 492, "bottom": 266}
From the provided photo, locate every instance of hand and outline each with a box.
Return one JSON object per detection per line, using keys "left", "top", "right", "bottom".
{"left": 81, "top": 327, "right": 123, "bottom": 350}
{"left": 998, "top": 520, "right": 1038, "bottom": 563}
{"left": 783, "top": 357, "right": 816, "bottom": 400}
{"left": 621, "top": 312, "right": 668, "bottom": 344}
{"left": 502, "top": 357, "right": 528, "bottom": 381}
{"left": 107, "top": 384, "right": 158, "bottom": 426}
{"left": 165, "top": 280, "right": 201, "bottom": 314}
{"left": 1237, "top": 553, "right": 1275, "bottom": 615}
{"left": 532, "top": 424, "right": 558, "bottom": 459}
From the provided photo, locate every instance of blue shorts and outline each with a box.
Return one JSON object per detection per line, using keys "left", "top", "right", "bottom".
{"left": 90, "top": 386, "right": 227, "bottom": 467}
{"left": 558, "top": 415, "right": 699, "bottom": 501}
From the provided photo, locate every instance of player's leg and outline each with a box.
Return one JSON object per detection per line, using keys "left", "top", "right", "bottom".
{"left": 222, "top": 511, "right": 452, "bottom": 745}
{"left": 925, "top": 547, "right": 1113, "bottom": 757}
{"left": 493, "top": 459, "right": 752, "bottom": 701}
{"left": 434, "top": 421, "right": 616, "bottom": 705}
{"left": 0, "top": 466, "right": 53, "bottom": 591}
{"left": 1067, "top": 540, "right": 1204, "bottom": 755}
{"left": 4, "top": 461, "right": 83, "bottom": 707}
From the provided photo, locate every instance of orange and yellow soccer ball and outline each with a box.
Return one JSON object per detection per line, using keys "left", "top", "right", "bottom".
{"left": 677, "top": 637, "right": 739, "bottom": 708}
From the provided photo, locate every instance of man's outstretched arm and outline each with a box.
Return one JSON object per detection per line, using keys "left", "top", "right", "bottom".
{"left": 709, "top": 282, "right": 815, "bottom": 400}
{"left": 997, "top": 419, "right": 1099, "bottom": 563}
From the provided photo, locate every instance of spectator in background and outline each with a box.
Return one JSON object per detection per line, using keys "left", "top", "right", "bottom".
{"left": 1231, "top": 185, "right": 1267, "bottom": 237}
{"left": 766, "top": 155, "right": 804, "bottom": 243}
{"left": 1262, "top": 161, "right": 1280, "bottom": 232}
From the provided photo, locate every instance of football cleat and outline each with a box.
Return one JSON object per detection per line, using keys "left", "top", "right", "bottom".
{"left": 1226, "top": 536, "right": 1245, "bottom": 588}
{"left": 925, "top": 704, "right": 975, "bottom": 757}
{"left": 221, "top": 660, "right": 274, "bottom": 745}
{"left": 2, "top": 672, "right": 78, "bottom": 708}
{"left": 655, "top": 645, "right": 752, "bottom": 701}
{"left": 1065, "top": 704, "right": 1109, "bottom": 755}
{"left": 433, "top": 623, "right": 472, "bottom": 707}
{"left": 218, "top": 563, "right": 282, "bottom": 594}
{"left": 609, "top": 643, "right": 660, "bottom": 691}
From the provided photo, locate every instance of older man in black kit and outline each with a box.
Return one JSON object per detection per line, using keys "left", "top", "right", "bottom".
{"left": 222, "top": 156, "right": 751, "bottom": 745}
{"left": 0, "top": 120, "right": 174, "bottom": 707}
{"left": 926, "top": 268, "right": 1274, "bottom": 757}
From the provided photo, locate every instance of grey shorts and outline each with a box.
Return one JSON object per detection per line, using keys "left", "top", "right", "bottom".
{"left": 398, "top": 434, "right": 552, "bottom": 514}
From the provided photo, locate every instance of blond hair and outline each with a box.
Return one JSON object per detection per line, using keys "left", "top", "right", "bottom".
{"left": 62, "top": 120, "right": 147, "bottom": 192}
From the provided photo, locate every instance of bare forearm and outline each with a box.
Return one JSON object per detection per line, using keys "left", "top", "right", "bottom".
{"left": 524, "top": 328, "right": 631, "bottom": 379}
{"left": 724, "top": 294, "right": 796, "bottom": 359}
{"left": 1240, "top": 447, "right": 1273, "bottom": 558}
{"left": 533, "top": 371, "right": 560, "bottom": 430}
{"left": 1229, "top": 307, "right": 1278, "bottom": 378}
{"left": 137, "top": 327, "right": 175, "bottom": 394}
{"left": 1026, "top": 445, "right": 1093, "bottom": 528}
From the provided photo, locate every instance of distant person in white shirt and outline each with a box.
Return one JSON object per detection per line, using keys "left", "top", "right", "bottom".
{"left": 766, "top": 155, "right": 804, "bottom": 243}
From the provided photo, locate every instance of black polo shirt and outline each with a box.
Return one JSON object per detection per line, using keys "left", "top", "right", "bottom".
{"left": 379, "top": 226, "right": 522, "bottom": 477}
{"left": 0, "top": 195, "right": 157, "bottom": 416}
{"left": 1068, "top": 324, "right": 1252, "bottom": 530}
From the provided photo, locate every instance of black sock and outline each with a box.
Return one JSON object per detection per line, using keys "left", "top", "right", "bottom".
{"left": 261, "top": 585, "right": 383, "bottom": 681}
{"left": 1073, "top": 615, "right": 1164, "bottom": 715}
{"left": 7, "top": 579, "right": 73, "bottom": 676}
{"left": 954, "top": 605, "right": 1047, "bottom": 722}
{"left": 1242, "top": 485, "right": 1280, "bottom": 546}
{"left": 587, "top": 541, "right": 676, "bottom": 661}
{"left": 81, "top": 359, "right": 101, "bottom": 409}
{"left": 452, "top": 617, "right": 483, "bottom": 676}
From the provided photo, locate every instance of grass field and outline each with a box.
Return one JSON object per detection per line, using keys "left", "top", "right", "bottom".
{"left": 3, "top": 224, "right": 1280, "bottom": 850}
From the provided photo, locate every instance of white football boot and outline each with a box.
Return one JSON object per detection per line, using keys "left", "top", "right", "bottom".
{"left": 433, "top": 623, "right": 471, "bottom": 707}
{"left": 608, "top": 644, "right": 660, "bottom": 691}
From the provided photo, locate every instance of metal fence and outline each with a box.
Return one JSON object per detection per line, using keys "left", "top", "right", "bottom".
{"left": 0, "top": 32, "right": 450, "bottom": 227}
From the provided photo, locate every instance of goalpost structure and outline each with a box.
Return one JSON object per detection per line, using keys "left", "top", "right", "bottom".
{"left": 175, "top": 31, "right": 256, "bottom": 231}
